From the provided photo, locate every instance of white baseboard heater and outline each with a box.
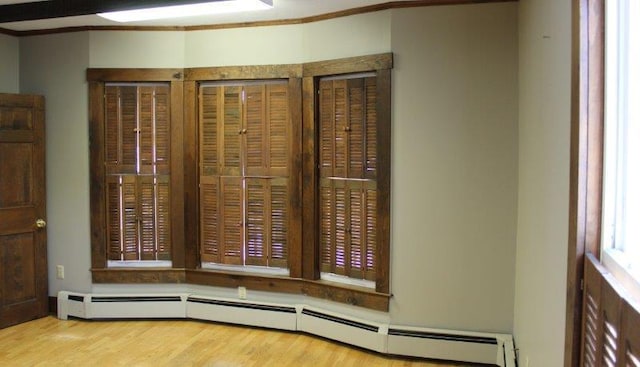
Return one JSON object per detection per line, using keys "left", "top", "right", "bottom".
{"left": 57, "top": 291, "right": 516, "bottom": 367}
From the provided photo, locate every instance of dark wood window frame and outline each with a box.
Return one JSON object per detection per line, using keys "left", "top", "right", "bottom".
{"left": 88, "top": 54, "right": 392, "bottom": 312}
{"left": 567, "top": 1, "right": 640, "bottom": 366}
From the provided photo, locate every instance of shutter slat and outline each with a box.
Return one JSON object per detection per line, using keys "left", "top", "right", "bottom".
{"left": 200, "top": 176, "right": 219, "bottom": 263}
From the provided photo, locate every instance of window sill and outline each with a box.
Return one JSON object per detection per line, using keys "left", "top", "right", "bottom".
{"left": 91, "top": 267, "right": 390, "bottom": 311}
{"left": 602, "top": 248, "right": 640, "bottom": 304}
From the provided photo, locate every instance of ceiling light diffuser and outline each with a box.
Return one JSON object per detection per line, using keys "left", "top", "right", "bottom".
{"left": 98, "top": 0, "right": 273, "bottom": 23}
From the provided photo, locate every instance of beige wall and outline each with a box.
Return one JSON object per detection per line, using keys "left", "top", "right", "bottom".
{"left": 513, "top": 0, "right": 571, "bottom": 365}
{"left": 19, "top": 32, "right": 92, "bottom": 295}
{"left": 390, "top": 3, "right": 518, "bottom": 332}
{"left": 0, "top": 33, "right": 19, "bottom": 93}
{"left": 19, "top": 3, "right": 519, "bottom": 336}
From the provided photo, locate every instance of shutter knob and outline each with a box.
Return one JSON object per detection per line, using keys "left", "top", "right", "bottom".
{"left": 35, "top": 219, "right": 47, "bottom": 228}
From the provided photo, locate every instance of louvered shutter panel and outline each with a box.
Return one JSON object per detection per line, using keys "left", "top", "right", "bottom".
{"left": 222, "top": 86, "right": 243, "bottom": 176}
{"left": 106, "top": 176, "right": 122, "bottom": 260}
{"left": 267, "top": 83, "right": 289, "bottom": 176}
{"left": 200, "top": 85, "right": 222, "bottom": 264}
{"left": 155, "top": 176, "right": 171, "bottom": 260}
{"left": 348, "top": 184, "right": 362, "bottom": 278}
{"left": 105, "top": 87, "right": 119, "bottom": 165}
{"left": 601, "top": 274, "right": 624, "bottom": 367}
{"left": 245, "top": 85, "right": 266, "bottom": 176}
{"left": 622, "top": 299, "right": 640, "bottom": 367}
{"left": 334, "top": 180, "right": 348, "bottom": 276}
{"left": 364, "top": 77, "right": 377, "bottom": 179}
{"left": 320, "top": 180, "right": 333, "bottom": 274}
{"left": 154, "top": 87, "right": 170, "bottom": 168}
{"left": 200, "top": 86, "right": 220, "bottom": 176}
{"left": 103, "top": 83, "right": 172, "bottom": 263}
{"left": 246, "top": 177, "right": 268, "bottom": 266}
{"left": 121, "top": 175, "right": 138, "bottom": 260}
{"left": 139, "top": 87, "right": 154, "bottom": 171}
{"left": 120, "top": 86, "right": 137, "bottom": 170}
{"left": 269, "top": 177, "right": 288, "bottom": 268}
{"left": 200, "top": 175, "right": 220, "bottom": 263}
{"left": 364, "top": 186, "right": 377, "bottom": 280}
{"left": 582, "top": 254, "right": 603, "bottom": 367}
{"left": 319, "top": 81, "right": 335, "bottom": 177}
{"left": 333, "top": 80, "right": 348, "bottom": 178}
{"left": 139, "top": 176, "right": 156, "bottom": 260}
{"left": 348, "top": 78, "right": 365, "bottom": 178}
{"left": 221, "top": 177, "right": 243, "bottom": 265}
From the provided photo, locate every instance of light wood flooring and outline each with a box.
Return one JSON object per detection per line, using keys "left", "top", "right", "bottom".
{"left": 0, "top": 316, "right": 476, "bottom": 367}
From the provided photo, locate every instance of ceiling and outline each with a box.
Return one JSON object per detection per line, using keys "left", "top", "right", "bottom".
{"left": 0, "top": 0, "right": 411, "bottom": 33}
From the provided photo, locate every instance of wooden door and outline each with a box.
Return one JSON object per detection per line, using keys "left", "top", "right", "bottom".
{"left": 0, "top": 93, "right": 48, "bottom": 329}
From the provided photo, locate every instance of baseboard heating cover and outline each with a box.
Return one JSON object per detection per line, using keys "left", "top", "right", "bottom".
{"left": 297, "top": 306, "right": 387, "bottom": 353}
{"left": 388, "top": 325, "right": 516, "bottom": 367}
{"left": 57, "top": 291, "right": 516, "bottom": 366}
{"left": 186, "top": 295, "right": 297, "bottom": 331}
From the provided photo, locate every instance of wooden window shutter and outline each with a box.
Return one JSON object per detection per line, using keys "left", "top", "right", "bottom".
{"left": 364, "top": 77, "right": 377, "bottom": 178}
{"left": 121, "top": 175, "right": 138, "bottom": 260}
{"left": 244, "top": 177, "right": 290, "bottom": 268}
{"left": 318, "top": 74, "right": 380, "bottom": 282}
{"left": 199, "top": 81, "right": 291, "bottom": 270}
{"left": 200, "top": 176, "right": 219, "bottom": 263}
{"left": 267, "top": 83, "right": 289, "bottom": 176}
{"left": 221, "top": 176, "right": 243, "bottom": 265}
{"left": 120, "top": 87, "right": 137, "bottom": 169}
{"left": 221, "top": 86, "right": 242, "bottom": 176}
{"left": 106, "top": 176, "right": 122, "bottom": 261}
{"left": 244, "top": 85, "right": 266, "bottom": 176}
{"left": 269, "top": 177, "right": 289, "bottom": 268}
{"left": 245, "top": 178, "right": 268, "bottom": 266}
{"left": 103, "top": 83, "right": 172, "bottom": 262}
{"left": 200, "top": 86, "right": 220, "bottom": 176}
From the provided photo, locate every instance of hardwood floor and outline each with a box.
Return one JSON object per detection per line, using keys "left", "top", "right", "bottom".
{"left": 0, "top": 316, "right": 472, "bottom": 367}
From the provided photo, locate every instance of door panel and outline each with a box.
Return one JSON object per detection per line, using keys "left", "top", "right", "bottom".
{"left": 0, "top": 93, "right": 47, "bottom": 329}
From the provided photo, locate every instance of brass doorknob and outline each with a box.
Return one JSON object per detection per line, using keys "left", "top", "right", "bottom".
{"left": 35, "top": 219, "right": 47, "bottom": 228}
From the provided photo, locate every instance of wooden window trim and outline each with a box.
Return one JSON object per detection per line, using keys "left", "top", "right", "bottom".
{"left": 301, "top": 54, "right": 392, "bottom": 294}
{"left": 566, "top": 0, "right": 605, "bottom": 366}
{"left": 89, "top": 68, "right": 185, "bottom": 270}
{"left": 88, "top": 54, "right": 391, "bottom": 312}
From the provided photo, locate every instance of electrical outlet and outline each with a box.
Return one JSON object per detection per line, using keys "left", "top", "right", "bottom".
{"left": 238, "top": 286, "right": 247, "bottom": 299}
{"left": 56, "top": 265, "right": 64, "bottom": 279}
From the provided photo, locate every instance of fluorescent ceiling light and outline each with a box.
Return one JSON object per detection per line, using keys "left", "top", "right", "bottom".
{"left": 98, "top": 0, "right": 273, "bottom": 23}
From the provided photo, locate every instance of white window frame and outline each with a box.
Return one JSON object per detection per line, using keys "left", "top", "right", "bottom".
{"left": 602, "top": 0, "right": 640, "bottom": 301}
